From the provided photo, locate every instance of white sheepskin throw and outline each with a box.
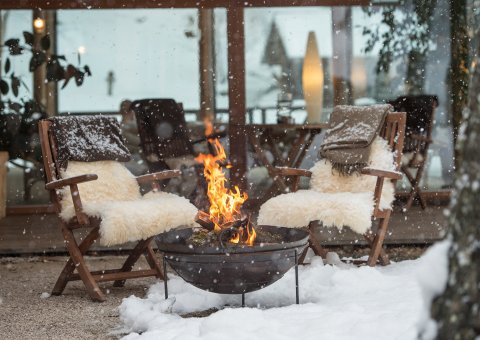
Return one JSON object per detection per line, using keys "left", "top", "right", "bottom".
{"left": 310, "top": 137, "right": 396, "bottom": 211}
{"left": 258, "top": 137, "right": 396, "bottom": 234}
{"left": 59, "top": 161, "right": 197, "bottom": 246}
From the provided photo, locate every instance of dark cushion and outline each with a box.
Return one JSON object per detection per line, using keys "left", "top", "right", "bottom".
{"left": 50, "top": 116, "right": 131, "bottom": 168}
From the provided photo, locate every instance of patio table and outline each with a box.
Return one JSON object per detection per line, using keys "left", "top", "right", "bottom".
{"left": 245, "top": 123, "right": 327, "bottom": 200}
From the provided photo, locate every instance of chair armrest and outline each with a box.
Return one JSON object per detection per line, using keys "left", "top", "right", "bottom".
{"left": 45, "top": 174, "right": 98, "bottom": 190}
{"left": 136, "top": 170, "right": 181, "bottom": 184}
{"left": 360, "top": 168, "right": 402, "bottom": 180}
{"left": 273, "top": 167, "right": 312, "bottom": 178}
{"left": 410, "top": 134, "right": 433, "bottom": 143}
{"left": 191, "top": 131, "right": 227, "bottom": 144}
{"left": 46, "top": 175, "right": 96, "bottom": 226}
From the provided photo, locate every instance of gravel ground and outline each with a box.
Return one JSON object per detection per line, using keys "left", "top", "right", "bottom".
{"left": 0, "top": 246, "right": 429, "bottom": 339}
{"left": 0, "top": 256, "right": 156, "bottom": 340}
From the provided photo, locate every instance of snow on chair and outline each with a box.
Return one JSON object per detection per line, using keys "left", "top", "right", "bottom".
{"left": 258, "top": 109, "right": 406, "bottom": 266}
{"left": 38, "top": 116, "right": 198, "bottom": 301}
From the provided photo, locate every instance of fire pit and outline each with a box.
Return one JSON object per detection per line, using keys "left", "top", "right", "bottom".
{"left": 156, "top": 225, "right": 308, "bottom": 302}
{"left": 156, "top": 120, "right": 308, "bottom": 305}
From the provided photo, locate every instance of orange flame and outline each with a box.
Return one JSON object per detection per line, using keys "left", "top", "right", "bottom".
{"left": 244, "top": 223, "right": 256, "bottom": 246}
{"left": 228, "top": 224, "right": 256, "bottom": 246}
{"left": 195, "top": 119, "right": 256, "bottom": 245}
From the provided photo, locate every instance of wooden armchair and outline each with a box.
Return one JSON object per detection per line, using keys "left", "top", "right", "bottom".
{"left": 259, "top": 112, "right": 406, "bottom": 266}
{"left": 389, "top": 95, "right": 438, "bottom": 210}
{"left": 132, "top": 98, "right": 226, "bottom": 207}
{"left": 39, "top": 117, "right": 197, "bottom": 302}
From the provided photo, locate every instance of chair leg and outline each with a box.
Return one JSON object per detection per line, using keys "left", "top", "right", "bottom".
{"left": 364, "top": 233, "right": 389, "bottom": 266}
{"left": 52, "top": 227, "right": 100, "bottom": 296}
{"left": 297, "top": 246, "right": 309, "bottom": 265}
{"left": 113, "top": 238, "right": 153, "bottom": 287}
{"left": 61, "top": 226, "right": 106, "bottom": 302}
{"left": 403, "top": 167, "right": 417, "bottom": 210}
{"left": 405, "top": 165, "right": 428, "bottom": 210}
{"left": 144, "top": 244, "right": 165, "bottom": 280}
{"left": 415, "top": 164, "right": 428, "bottom": 209}
{"left": 367, "top": 213, "right": 391, "bottom": 267}
{"left": 308, "top": 223, "right": 329, "bottom": 258}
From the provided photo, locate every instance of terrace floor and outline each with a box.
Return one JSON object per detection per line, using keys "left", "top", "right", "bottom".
{"left": 0, "top": 203, "right": 448, "bottom": 255}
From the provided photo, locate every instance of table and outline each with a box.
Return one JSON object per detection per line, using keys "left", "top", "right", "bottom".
{"left": 246, "top": 124, "right": 327, "bottom": 200}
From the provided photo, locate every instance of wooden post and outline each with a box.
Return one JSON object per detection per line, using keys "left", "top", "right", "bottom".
{"left": 33, "top": 9, "right": 57, "bottom": 117}
{"left": 33, "top": 9, "right": 46, "bottom": 110}
{"left": 0, "top": 151, "right": 7, "bottom": 219}
{"left": 199, "top": 8, "right": 216, "bottom": 122}
{"left": 331, "top": 7, "right": 353, "bottom": 105}
{"left": 227, "top": 6, "right": 247, "bottom": 190}
{"left": 45, "top": 10, "right": 57, "bottom": 117}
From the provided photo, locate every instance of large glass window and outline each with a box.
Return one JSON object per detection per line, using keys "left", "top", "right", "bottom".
{"left": 2, "top": 4, "right": 458, "bottom": 210}
{"left": 2, "top": 10, "right": 33, "bottom": 102}
{"left": 57, "top": 9, "right": 201, "bottom": 114}
{"left": 244, "top": 7, "right": 333, "bottom": 124}
{"left": 2, "top": 10, "right": 49, "bottom": 206}
{"left": 242, "top": 5, "right": 454, "bottom": 190}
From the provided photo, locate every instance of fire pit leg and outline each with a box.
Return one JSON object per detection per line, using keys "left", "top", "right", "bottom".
{"left": 241, "top": 293, "right": 245, "bottom": 307}
{"left": 163, "top": 255, "right": 168, "bottom": 299}
{"left": 295, "top": 249, "right": 299, "bottom": 304}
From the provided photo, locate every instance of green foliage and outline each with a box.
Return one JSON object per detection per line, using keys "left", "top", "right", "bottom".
{"left": 362, "top": 1, "right": 437, "bottom": 74}
{"left": 0, "top": 31, "right": 92, "bottom": 110}
{"left": 0, "top": 31, "right": 93, "bottom": 159}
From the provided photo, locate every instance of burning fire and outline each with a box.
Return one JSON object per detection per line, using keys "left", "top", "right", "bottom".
{"left": 195, "top": 120, "right": 256, "bottom": 246}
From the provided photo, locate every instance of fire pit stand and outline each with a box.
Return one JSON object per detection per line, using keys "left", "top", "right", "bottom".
{"left": 156, "top": 225, "right": 309, "bottom": 307}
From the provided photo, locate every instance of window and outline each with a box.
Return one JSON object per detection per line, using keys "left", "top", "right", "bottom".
{"left": 241, "top": 5, "right": 454, "bottom": 189}
{"left": 244, "top": 7, "right": 333, "bottom": 124}
{"left": 57, "top": 9, "right": 201, "bottom": 114}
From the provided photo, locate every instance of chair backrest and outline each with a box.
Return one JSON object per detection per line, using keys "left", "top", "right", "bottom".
{"left": 38, "top": 116, "right": 134, "bottom": 212}
{"left": 38, "top": 119, "right": 62, "bottom": 211}
{"left": 379, "top": 111, "right": 406, "bottom": 171}
{"left": 311, "top": 111, "right": 406, "bottom": 198}
{"left": 132, "top": 99, "right": 194, "bottom": 171}
{"left": 388, "top": 95, "right": 437, "bottom": 153}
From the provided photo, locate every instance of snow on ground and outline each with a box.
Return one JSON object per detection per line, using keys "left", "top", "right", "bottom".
{"left": 118, "top": 241, "right": 450, "bottom": 340}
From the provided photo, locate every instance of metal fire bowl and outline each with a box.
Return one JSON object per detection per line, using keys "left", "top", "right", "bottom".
{"left": 155, "top": 225, "right": 309, "bottom": 294}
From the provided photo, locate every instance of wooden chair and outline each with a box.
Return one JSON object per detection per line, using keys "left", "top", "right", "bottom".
{"left": 132, "top": 99, "right": 194, "bottom": 172}
{"left": 260, "top": 112, "right": 406, "bottom": 267}
{"left": 39, "top": 119, "right": 187, "bottom": 302}
{"left": 389, "top": 95, "right": 438, "bottom": 210}
{"left": 132, "top": 98, "right": 226, "bottom": 206}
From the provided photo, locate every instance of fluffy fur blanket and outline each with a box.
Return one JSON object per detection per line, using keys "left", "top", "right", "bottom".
{"left": 258, "top": 137, "right": 396, "bottom": 234}
{"left": 59, "top": 161, "right": 197, "bottom": 246}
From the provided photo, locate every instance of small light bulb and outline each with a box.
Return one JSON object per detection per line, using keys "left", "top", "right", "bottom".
{"left": 33, "top": 18, "right": 45, "bottom": 32}
{"left": 78, "top": 46, "right": 86, "bottom": 54}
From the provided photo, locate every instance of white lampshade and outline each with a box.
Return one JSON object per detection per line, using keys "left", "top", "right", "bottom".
{"left": 302, "top": 31, "right": 324, "bottom": 123}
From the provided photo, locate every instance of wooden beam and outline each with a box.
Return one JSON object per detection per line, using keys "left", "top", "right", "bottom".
{"left": 227, "top": 6, "right": 247, "bottom": 190}
{"left": 198, "top": 8, "right": 216, "bottom": 121}
{"left": 0, "top": 152, "right": 7, "bottom": 219}
{"left": 32, "top": 9, "right": 47, "bottom": 109}
{"left": 45, "top": 10, "right": 58, "bottom": 116}
{"left": 32, "top": 9, "right": 57, "bottom": 116}
{"left": 331, "top": 7, "right": 353, "bottom": 105}
{"left": 0, "top": 0, "right": 369, "bottom": 10}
